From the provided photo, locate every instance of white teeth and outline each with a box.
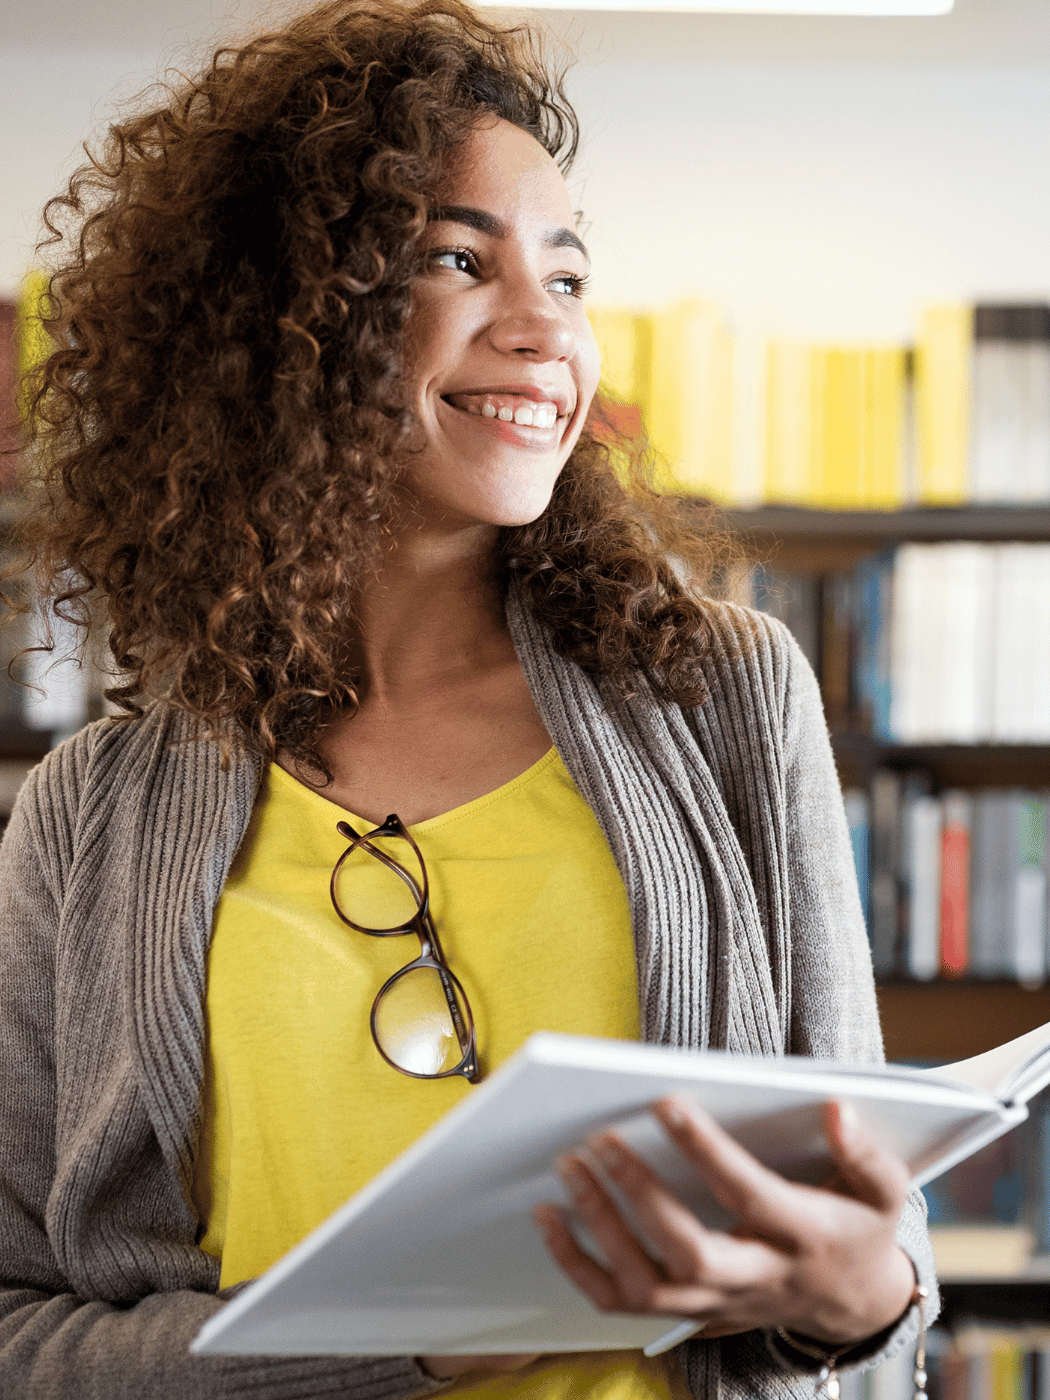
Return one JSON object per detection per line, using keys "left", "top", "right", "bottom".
{"left": 455, "top": 397, "right": 561, "bottom": 426}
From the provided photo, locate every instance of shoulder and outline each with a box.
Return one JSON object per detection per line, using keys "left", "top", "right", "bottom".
{"left": 697, "top": 599, "right": 822, "bottom": 736}
{"left": 7, "top": 706, "right": 221, "bottom": 879}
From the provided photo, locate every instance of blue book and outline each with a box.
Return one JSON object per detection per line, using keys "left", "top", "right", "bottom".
{"left": 852, "top": 548, "right": 896, "bottom": 741}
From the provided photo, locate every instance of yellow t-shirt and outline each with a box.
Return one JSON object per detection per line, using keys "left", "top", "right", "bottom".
{"left": 195, "top": 750, "right": 691, "bottom": 1400}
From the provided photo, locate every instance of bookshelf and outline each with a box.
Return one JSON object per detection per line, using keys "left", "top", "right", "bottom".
{"left": 726, "top": 502, "right": 1050, "bottom": 1296}
{"left": 721, "top": 503, "right": 1050, "bottom": 571}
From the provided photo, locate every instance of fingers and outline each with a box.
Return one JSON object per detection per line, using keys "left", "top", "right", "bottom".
{"left": 533, "top": 1201, "right": 629, "bottom": 1313}
{"left": 535, "top": 1148, "right": 784, "bottom": 1320}
{"left": 553, "top": 1154, "right": 671, "bottom": 1304}
{"left": 822, "top": 1101, "right": 910, "bottom": 1214}
{"left": 586, "top": 1133, "right": 781, "bottom": 1292}
{"left": 652, "top": 1096, "right": 809, "bottom": 1239}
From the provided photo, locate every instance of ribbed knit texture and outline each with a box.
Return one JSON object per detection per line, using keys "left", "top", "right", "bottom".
{"left": 0, "top": 597, "right": 936, "bottom": 1399}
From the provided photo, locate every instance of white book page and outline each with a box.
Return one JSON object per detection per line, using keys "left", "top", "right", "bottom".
{"left": 932, "top": 1019, "right": 1050, "bottom": 1102}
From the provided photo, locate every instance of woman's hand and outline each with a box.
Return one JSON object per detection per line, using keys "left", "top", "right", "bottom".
{"left": 533, "top": 1096, "right": 917, "bottom": 1349}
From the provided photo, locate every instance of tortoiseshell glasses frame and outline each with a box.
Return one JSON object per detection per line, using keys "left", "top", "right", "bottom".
{"left": 329, "top": 813, "right": 480, "bottom": 1083}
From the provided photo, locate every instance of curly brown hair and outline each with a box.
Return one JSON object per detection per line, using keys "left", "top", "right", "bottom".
{"left": 18, "top": 0, "right": 728, "bottom": 772}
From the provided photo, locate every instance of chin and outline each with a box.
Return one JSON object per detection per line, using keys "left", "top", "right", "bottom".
{"left": 472, "top": 485, "right": 558, "bottom": 529}
{"left": 411, "top": 466, "right": 562, "bottom": 530}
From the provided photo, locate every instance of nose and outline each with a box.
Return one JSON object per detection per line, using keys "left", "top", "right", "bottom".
{"left": 488, "top": 284, "right": 576, "bottom": 363}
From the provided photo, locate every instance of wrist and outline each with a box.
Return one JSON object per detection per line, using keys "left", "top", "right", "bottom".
{"left": 790, "top": 1246, "right": 918, "bottom": 1351}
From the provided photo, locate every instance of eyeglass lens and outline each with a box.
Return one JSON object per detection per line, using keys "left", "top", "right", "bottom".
{"left": 373, "top": 965, "right": 472, "bottom": 1077}
{"left": 333, "top": 833, "right": 425, "bottom": 930}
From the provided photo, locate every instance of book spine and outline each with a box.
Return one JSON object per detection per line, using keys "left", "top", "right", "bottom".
{"left": 991, "top": 546, "right": 1031, "bottom": 742}
{"left": 970, "top": 790, "right": 1014, "bottom": 978}
{"left": 865, "top": 346, "right": 906, "bottom": 508}
{"left": 1013, "top": 796, "right": 1048, "bottom": 985}
{"left": 916, "top": 304, "right": 972, "bottom": 504}
{"left": 890, "top": 544, "right": 932, "bottom": 742}
{"left": 904, "top": 791, "right": 942, "bottom": 981}
{"left": 940, "top": 790, "right": 971, "bottom": 978}
{"left": 869, "top": 769, "right": 902, "bottom": 977}
{"left": 1031, "top": 546, "right": 1050, "bottom": 741}
{"left": 821, "top": 571, "right": 853, "bottom": 730}
{"left": 764, "top": 342, "right": 811, "bottom": 504}
{"left": 678, "top": 300, "right": 734, "bottom": 501}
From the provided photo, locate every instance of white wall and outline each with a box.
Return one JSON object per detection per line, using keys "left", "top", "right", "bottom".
{"left": 0, "top": 49, "right": 164, "bottom": 295}
{"left": 565, "top": 64, "right": 1050, "bottom": 342}
{"left": 2, "top": 0, "right": 1049, "bottom": 345}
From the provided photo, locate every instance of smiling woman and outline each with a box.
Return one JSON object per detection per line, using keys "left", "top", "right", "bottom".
{"left": 0, "top": 2, "right": 935, "bottom": 1399}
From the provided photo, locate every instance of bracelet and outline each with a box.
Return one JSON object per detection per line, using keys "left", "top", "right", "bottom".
{"left": 775, "top": 1285, "right": 928, "bottom": 1400}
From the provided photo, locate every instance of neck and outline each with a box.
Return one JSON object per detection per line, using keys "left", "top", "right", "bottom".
{"left": 352, "top": 518, "right": 509, "bottom": 704}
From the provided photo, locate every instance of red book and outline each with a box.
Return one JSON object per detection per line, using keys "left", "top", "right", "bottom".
{"left": 940, "top": 790, "right": 971, "bottom": 978}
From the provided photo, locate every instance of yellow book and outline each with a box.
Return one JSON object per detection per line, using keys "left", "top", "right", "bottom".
{"left": 990, "top": 1342, "right": 1024, "bottom": 1400}
{"left": 865, "top": 346, "right": 907, "bottom": 508}
{"left": 586, "top": 307, "right": 642, "bottom": 407}
{"left": 15, "top": 270, "right": 52, "bottom": 403}
{"left": 646, "top": 299, "right": 734, "bottom": 499}
{"left": 764, "top": 341, "right": 812, "bottom": 504}
{"left": 806, "top": 346, "right": 830, "bottom": 506}
{"left": 819, "top": 347, "right": 868, "bottom": 507}
{"left": 586, "top": 307, "right": 649, "bottom": 484}
{"left": 916, "top": 303, "right": 972, "bottom": 503}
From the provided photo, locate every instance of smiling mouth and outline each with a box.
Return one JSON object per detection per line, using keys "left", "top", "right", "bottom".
{"left": 441, "top": 392, "right": 568, "bottom": 431}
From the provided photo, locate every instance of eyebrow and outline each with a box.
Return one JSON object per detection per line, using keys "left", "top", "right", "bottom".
{"left": 427, "top": 204, "right": 590, "bottom": 266}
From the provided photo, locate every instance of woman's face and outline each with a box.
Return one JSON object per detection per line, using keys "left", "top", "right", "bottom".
{"left": 402, "top": 117, "right": 600, "bottom": 530}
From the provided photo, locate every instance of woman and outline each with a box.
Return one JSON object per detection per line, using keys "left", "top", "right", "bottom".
{"left": 0, "top": 1, "right": 935, "bottom": 1396}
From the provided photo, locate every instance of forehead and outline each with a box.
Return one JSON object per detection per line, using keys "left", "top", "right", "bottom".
{"left": 434, "top": 118, "right": 576, "bottom": 227}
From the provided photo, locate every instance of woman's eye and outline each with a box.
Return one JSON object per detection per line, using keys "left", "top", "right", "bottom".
{"left": 430, "top": 249, "right": 476, "bottom": 275}
{"left": 550, "top": 273, "right": 591, "bottom": 299}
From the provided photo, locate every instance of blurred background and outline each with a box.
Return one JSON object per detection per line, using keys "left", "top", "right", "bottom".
{"left": 4, "top": 1, "right": 1050, "bottom": 1391}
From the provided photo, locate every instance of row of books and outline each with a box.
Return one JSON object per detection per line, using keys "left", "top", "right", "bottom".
{"left": 749, "top": 544, "right": 1050, "bottom": 744}
{"left": 841, "top": 1325, "right": 1050, "bottom": 1400}
{"left": 588, "top": 300, "right": 1050, "bottom": 508}
{"left": 845, "top": 776, "right": 1050, "bottom": 984}
{"left": 0, "top": 275, "right": 48, "bottom": 495}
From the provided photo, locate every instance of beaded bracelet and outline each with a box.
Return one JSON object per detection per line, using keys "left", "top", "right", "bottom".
{"left": 774, "top": 1286, "right": 928, "bottom": 1400}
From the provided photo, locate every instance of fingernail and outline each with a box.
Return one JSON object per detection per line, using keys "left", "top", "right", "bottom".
{"left": 556, "top": 1156, "right": 585, "bottom": 1193}
{"left": 592, "top": 1136, "right": 624, "bottom": 1169}
{"left": 837, "top": 1101, "right": 859, "bottom": 1143}
{"left": 659, "top": 1098, "right": 687, "bottom": 1130}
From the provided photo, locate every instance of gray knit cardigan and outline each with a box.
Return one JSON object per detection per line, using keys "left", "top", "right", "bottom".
{"left": 0, "top": 595, "right": 936, "bottom": 1400}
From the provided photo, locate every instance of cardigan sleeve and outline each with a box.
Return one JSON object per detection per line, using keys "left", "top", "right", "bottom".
{"left": 0, "top": 747, "right": 444, "bottom": 1400}
{"left": 770, "top": 621, "right": 939, "bottom": 1373}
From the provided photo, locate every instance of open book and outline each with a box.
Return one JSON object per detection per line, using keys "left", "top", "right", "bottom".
{"left": 191, "top": 1024, "right": 1050, "bottom": 1360}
